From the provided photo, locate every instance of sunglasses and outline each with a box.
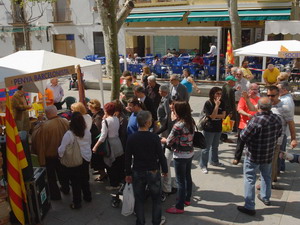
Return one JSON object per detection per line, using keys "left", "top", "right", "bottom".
{"left": 267, "top": 94, "right": 277, "bottom": 97}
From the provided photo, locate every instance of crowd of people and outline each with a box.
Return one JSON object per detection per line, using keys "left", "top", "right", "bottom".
{"left": 6, "top": 61, "right": 299, "bottom": 224}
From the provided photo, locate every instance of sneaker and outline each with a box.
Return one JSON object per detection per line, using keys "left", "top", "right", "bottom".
{"left": 257, "top": 194, "right": 271, "bottom": 206}
{"left": 184, "top": 201, "right": 191, "bottom": 206}
{"left": 237, "top": 206, "right": 256, "bottom": 216}
{"left": 160, "top": 216, "right": 166, "bottom": 225}
{"left": 105, "top": 185, "right": 120, "bottom": 191}
{"left": 201, "top": 167, "right": 208, "bottom": 174}
{"left": 210, "top": 162, "right": 224, "bottom": 167}
{"left": 166, "top": 207, "right": 184, "bottom": 214}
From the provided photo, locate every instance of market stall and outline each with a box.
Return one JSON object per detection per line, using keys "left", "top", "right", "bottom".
{"left": 0, "top": 50, "right": 104, "bottom": 105}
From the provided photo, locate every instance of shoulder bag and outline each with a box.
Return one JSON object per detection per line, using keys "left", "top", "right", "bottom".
{"left": 193, "top": 121, "right": 207, "bottom": 149}
{"left": 60, "top": 131, "right": 83, "bottom": 167}
{"left": 96, "top": 120, "right": 112, "bottom": 157}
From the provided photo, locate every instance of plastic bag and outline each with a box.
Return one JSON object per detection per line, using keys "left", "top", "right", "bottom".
{"left": 121, "top": 183, "right": 135, "bottom": 216}
{"left": 222, "top": 115, "right": 234, "bottom": 132}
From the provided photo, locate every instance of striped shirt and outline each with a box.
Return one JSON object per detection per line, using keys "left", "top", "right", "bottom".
{"left": 240, "top": 111, "right": 282, "bottom": 164}
{"left": 166, "top": 121, "right": 194, "bottom": 158}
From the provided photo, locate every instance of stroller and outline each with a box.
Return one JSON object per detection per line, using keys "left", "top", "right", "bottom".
{"left": 111, "top": 182, "right": 126, "bottom": 208}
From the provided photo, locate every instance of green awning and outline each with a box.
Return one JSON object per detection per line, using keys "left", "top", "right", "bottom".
{"left": 188, "top": 9, "right": 290, "bottom": 22}
{"left": 126, "top": 12, "right": 186, "bottom": 23}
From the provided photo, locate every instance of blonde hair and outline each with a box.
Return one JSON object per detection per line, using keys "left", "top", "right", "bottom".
{"left": 277, "top": 72, "right": 289, "bottom": 82}
{"left": 142, "top": 66, "right": 150, "bottom": 75}
{"left": 71, "top": 102, "right": 87, "bottom": 115}
{"left": 87, "top": 99, "right": 101, "bottom": 111}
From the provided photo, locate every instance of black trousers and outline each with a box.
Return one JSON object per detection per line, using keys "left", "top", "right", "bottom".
{"left": 234, "top": 129, "right": 245, "bottom": 161}
{"left": 66, "top": 159, "right": 91, "bottom": 205}
{"left": 107, "top": 155, "right": 125, "bottom": 187}
{"left": 45, "top": 157, "right": 69, "bottom": 200}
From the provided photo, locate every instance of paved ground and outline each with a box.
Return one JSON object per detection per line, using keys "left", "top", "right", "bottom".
{"left": 43, "top": 78, "right": 300, "bottom": 225}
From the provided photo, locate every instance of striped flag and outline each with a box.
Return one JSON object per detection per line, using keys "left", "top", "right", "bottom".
{"left": 226, "top": 30, "right": 234, "bottom": 65}
{"left": 0, "top": 86, "right": 30, "bottom": 101}
{"left": 5, "top": 91, "right": 28, "bottom": 225}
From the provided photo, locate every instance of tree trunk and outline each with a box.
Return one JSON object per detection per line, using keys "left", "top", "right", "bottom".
{"left": 291, "top": 0, "right": 300, "bottom": 40}
{"left": 227, "top": 0, "right": 242, "bottom": 66}
{"left": 23, "top": 25, "right": 31, "bottom": 50}
{"left": 96, "top": 0, "right": 134, "bottom": 101}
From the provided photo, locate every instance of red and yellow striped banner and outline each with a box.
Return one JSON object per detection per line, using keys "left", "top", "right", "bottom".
{"left": 5, "top": 91, "right": 28, "bottom": 225}
{"left": 226, "top": 30, "right": 235, "bottom": 65}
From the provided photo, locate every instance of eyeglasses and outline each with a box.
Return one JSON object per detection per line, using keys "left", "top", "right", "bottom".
{"left": 170, "top": 79, "right": 176, "bottom": 81}
{"left": 236, "top": 73, "right": 242, "bottom": 75}
{"left": 267, "top": 94, "right": 277, "bottom": 97}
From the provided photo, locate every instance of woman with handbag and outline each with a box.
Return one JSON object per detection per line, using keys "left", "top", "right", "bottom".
{"left": 161, "top": 101, "right": 194, "bottom": 214}
{"left": 92, "top": 102, "right": 124, "bottom": 191}
{"left": 87, "top": 99, "right": 107, "bottom": 182}
{"left": 58, "top": 112, "right": 92, "bottom": 209}
{"left": 200, "top": 87, "right": 226, "bottom": 174}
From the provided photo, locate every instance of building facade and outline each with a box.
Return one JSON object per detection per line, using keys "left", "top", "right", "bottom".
{"left": 124, "top": 0, "right": 294, "bottom": 56}
{"left": 0, "top": 0, "right": 295, "bottom": 59}
{"left": 0, "top": 0, "right": 106, "bottom": 58}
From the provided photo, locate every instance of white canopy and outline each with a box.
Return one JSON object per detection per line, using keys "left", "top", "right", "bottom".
{"left": 0, "top": 50, "right": 104, "bottom": 104}
{"left": 233, "top": 40, "right": 300, "bottom": 57}
{"left": 265, "top": 20, "right": 300, "bottom": 35}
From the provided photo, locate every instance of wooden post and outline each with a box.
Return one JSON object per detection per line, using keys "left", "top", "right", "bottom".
{"left": 76, "top": 65, "right": 86, "bottom": 107}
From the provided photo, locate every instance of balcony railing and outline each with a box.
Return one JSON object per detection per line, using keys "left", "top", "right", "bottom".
{"left": 47, "top": 8, "right": 72, "bottom": 23}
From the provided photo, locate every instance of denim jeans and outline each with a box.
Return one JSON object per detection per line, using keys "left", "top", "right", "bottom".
{"left": 133, "top": 170, "right": 162, "bottom": 225}
{"left": 278, "top": 134, "right": 287, "bottom": 172}
{"left": 200, "top": 131, "right": 222, "bottom": 168}
{"left": 174, "top": 157, "right": 193, "bottom": 210}
{"left": 243, "top": 156, "right": 272, "bottom": 210}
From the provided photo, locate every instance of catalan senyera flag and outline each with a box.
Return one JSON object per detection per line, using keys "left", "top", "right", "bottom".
{"left": 5, "top": 91, "right": 28, "bottom": 225}
{"left": 226, "top": 30, "right": 234, "bottom": 65}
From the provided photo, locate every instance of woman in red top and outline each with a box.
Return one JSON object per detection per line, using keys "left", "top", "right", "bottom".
{"left": 232, "top": 83, "right": 260, "bottom": 165}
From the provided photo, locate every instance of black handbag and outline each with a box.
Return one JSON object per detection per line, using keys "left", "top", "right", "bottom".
{"left": 193, "top": 126, "right": 206, "bottom": 149}
{"left": 96, "top": 120, "right": 112, "bottom": 157}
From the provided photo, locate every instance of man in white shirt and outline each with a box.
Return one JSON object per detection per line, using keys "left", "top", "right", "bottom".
{"left": 47, "top": 78, "right": 64, "bottom": 110}
{"left": 207, "top": 43, "right": 217, "bottom": 57}
{"left": 277, "top": 81, "right": 295, "bottom": 173}
{"left": 234, "top": 68, "right": 250, "bottom": 103}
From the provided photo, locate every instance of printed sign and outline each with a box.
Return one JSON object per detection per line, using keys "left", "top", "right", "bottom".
{"left": 278, "top": 51, "right": 300, "bottom": 58}
{"left": 4, "top": 65, "right": 75, "bottom": 87}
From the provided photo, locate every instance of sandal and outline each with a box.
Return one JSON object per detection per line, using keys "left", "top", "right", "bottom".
{"left": 95, "top": 174, "right": 108, "bottom": 182}
{"left": 70, "top": 203, "right": 81, "bottom": 209}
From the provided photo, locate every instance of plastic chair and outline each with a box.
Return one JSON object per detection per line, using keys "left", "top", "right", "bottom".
{"left": 153, "top": 65, "right": 168, "bottom": 78}
{"left": 131, "top": 64, "right": 143, "bottom": 74}
{"left": 61, "top": 96, "right": 77, "bottom": 110}
{"left": 171, "top": 65, "right": 183, "bottom": 75}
